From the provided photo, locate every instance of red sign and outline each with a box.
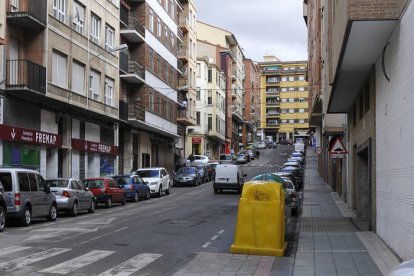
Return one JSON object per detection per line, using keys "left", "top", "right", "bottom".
{"left": 0, "top": 124, "right": 62, "bottom": 147}
{"left": 72, "top": 138, "right": 119, "bottom": 156}
{"left": 192, "top": 137, "right": 202, "bottom": 144}
{"left": 329, "top": 137, "right": 348, "bottom": 154}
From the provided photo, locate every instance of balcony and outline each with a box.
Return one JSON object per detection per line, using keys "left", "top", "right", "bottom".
{"left": 266, "top": 122, "right": 280, "bottom": 128}
{"left": 266, "top": 112, "right": 280, "bottom": 118}
{"left": 120, "top": 15, "right": 145, "bottom": 43}
{"left": 177, "top": 46, "right": 188, "bottom": 62}
{"left": 177, "top": 110, "right": 196, "bottom": 126}
{"left": 120, "top": 61, "right": 145, "bottom": 84}
{"left": 119, "top": 51, "right": 129, "bottom": 73}
{"left": 177, "top": 60, "right": 185, "bottom": 76}
{"left": 6, "top": 59, "right": 46, "bottom": 94}
{"left": 179, "top": 15, "right": 190, "bottom": 33}
{"left": 6, "top": 0, "right": 47, "bottom": 28}
{"left": 266, "top": 101, "right": 279, "bottom": 107}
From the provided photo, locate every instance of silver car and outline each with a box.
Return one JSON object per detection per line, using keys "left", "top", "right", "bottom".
{"left": 46, "top": 178, "right": 95, "bottom": 216}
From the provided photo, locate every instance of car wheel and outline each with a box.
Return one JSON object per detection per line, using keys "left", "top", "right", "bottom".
{"left": 121, "top": 195, "right": 126, "bottom": 205}
{"left": 133, "top": 192, "right": 139, "bottom": 202}
{"left": 0, "top": 206, "right": 5, "bottom": 232}
{"left": 145, "top": 190, "right": 151, "bottom": 200}
{"left": 157, "top": 186, "right": 162, "bottom": 197}
{"left": 214, "top": 188, "right": 219, "bottom": 194}
{"left": 88, "top": 199, "right": 95, "bottom": 213}
{"left": 47, "top": 204, "right": 57, "bottom": 221}
{"left": 106, "top": 197, "right": 112, "bottom": 208}
{"left": 20, "top": 206, "right": 31, "bottom": 226}
{"left": 70, "top": 201, "right": 78, "bottom": 217}
{"left": 165, "top": 185, "right": 170, "bottom": 196}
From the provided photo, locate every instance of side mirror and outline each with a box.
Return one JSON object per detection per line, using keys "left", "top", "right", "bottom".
{"left": 45, "top": 184, "right": 51, "bottom": 194}
{"left": 243, "top": 173, "right": 247, "bottom": 177}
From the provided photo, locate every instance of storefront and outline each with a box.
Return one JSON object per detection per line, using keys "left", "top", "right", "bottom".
{"left": 0, "top": 124, "right": 62, "bottom": 172}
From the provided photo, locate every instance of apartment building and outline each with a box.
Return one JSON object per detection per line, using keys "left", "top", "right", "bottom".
{"left": 190, "top": 54, "right": 226, "bottom": 159}
{"left": 176, "top": 0, "right": 197, "bottom": 160}
{"left": 118, "top": 0, "right": 182, "bottom": 174}
{"left": 196, "top": 21, "right": 245, "bottom": 153}
{"left": 259, "top": 57, "right": 309, "bottom": 142}
{"left": 305, "top": 0, "right": 414, "bottom": 260}
{"left": 242, "top": 59, "right": 261, "bottom": 145}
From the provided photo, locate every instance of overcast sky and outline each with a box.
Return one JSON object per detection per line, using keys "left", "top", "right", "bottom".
{"left": 194, "top": 0, "right": 308, "bottom": 63}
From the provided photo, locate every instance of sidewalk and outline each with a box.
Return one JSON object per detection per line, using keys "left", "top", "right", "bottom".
{"left": 290, "top": 149, "right": 400, "bottom": 276}
{"left": 173, "top": 148, "right": 401, "bottom": 275}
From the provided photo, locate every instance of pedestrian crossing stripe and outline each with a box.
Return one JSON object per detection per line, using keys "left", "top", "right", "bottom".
{"left": 0, "top": 246, "right": 163, "bottom": 275}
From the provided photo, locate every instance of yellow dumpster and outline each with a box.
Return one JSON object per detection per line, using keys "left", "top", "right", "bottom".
{"left": 230, "top": 180, "right": 287, "bottom": 256}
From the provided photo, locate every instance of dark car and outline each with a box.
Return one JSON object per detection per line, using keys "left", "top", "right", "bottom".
{"left": 82, "top": 178, "right": 126, "bottom": 208}
{"left": 111, "top": 174, "right": 151, "bottom": 202}
{"left": 0, "top": 182, "right": 6, "bottom": 232}
{"left": 173, "top": 166, "right": 201, "bottom": 187}
{"left": 196, "top": 164, "right": 209, "bottom": 183}
{"left": 279, "top": 139, "right": 293, "bottom": 146}
{"left": 280, "top": 166, "right": 303, "bottom": 190}
{"left": 206, "top": 162, "right": 219, "bottom": 181}
{"left": 268, "top": 141, "right": 277, "bottom": 148}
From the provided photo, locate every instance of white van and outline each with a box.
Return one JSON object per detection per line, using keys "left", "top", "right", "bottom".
{"left": 213, "top": 164, "right": 246, "bottom": 194}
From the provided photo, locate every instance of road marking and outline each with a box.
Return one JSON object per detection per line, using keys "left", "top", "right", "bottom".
{"left": 0, "top": 246, "right": 31, "bottom": 257}
{"left": 211, "top": 235, "right": 218, "bottom": 241}
{"left": 0, "top": 248, "right": 71, "bottom": 271}
{"left": 77, "top": 217, "right": 115, "bottom": 225}
{"left": 79, "top": 227, "right": 127, "bottom": 244}
{"left": 202, "top": 242, "right": 211, "bottom": 248}
{"left": 40, "top": 250, "right": 114, "bottom": 274}
{"left": 24, "top": 227, "right": 99, "bottom": 241}
{"left": 98, "top": 253, "right": 162, "bottom": 276}
{"left": 218, "top": 230, "right": 225, "bottom": 234}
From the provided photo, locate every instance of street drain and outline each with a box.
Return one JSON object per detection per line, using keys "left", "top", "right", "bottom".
{"left": 114, "top": 243, "right": 129, "bottom": 247}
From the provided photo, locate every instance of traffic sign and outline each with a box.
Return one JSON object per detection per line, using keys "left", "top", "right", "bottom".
{"left": 315, "top": 147, "right": 323, "bottom": 155}
{"left": 329, "top": 137, "right": 348, "bottom": 154}
{"left": 331, "top": 153, "right": 345, "bottom": 159}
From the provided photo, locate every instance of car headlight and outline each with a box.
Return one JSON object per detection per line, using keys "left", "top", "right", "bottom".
{"left": 150, "top": 181, "right": 158, "bottom": 186}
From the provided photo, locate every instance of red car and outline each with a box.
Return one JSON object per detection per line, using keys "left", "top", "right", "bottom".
{"left": 82, "top": 177, "right": 126, "bottom": 208}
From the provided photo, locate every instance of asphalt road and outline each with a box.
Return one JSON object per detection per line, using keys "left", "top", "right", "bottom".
{"left": 0, "top": 145, "right": 296, "bottom": 275}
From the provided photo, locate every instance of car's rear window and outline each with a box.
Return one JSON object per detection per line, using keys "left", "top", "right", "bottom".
{"left": 113, "top": 177, "right": 130, "bottom": 185}
{"left": 0, "top": 172, "right": 12, "bottom": 192}
{"left": 136, "top": 170, "right": 159, "bottom": 178}
{"left": 220, "top": 155, "right": 231, "bottom": 160}
{"left": 46, "top": 179, "right": 69, "bottom": 188}
{"left": 83, "top": 180, "right": 105, "bottom": 188}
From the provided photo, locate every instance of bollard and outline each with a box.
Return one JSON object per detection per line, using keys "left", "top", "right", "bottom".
{"left": 230, "top": 180, "right": 287, "bottom": 256}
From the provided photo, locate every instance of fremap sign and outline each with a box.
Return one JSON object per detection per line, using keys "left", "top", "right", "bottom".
{"left": 71, "top": 138, "right": 119, "bottom": 156}
{"left": 0, "top": 124, "right": 62, "bottom": 147}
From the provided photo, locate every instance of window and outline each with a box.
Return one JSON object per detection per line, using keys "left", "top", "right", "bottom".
{"left": 149, "top": 9, "right": 154, "bottom": 32}
{"left": 196, "top": 88, "right": 201, "bottom": 100}
{"left": 105, "top": 25, "right": 114, "bottom": 51}
{"left": 281, "top": 119, "right": 287, "bottom": 123}
{"left": 90, "top": 13, "right": 101, "bottom": 44}
{"left": 299, "top": 87, "right": 305, "bottom": 91}
{"left": 208, "top": 90, "right": 212, "bottom": 105}
{"left": 288, "top": 76, "right": 294, "bottom": 81}
{"left": 53, "top": 0, "right": 66, "bottom": 22}
{"left": 165, "top": 100, "right": 169, "bottom": 118}
{"left": 208, "top": 114, "right": 212, "bottom": 131}
{"left": 288, "top": 98, "right": 294, "bottom": 103}
{"left": 72, "top": 1, "right": 85, "bottom": 34}
{"left": 149, "top": 49, "right": 154, "bottom": 72}
{"left": 164, "top": 63, "right": 168, "bottom": 82}
{"left": 197, "top": 64, "right": 201, "bottom": 77}
{"left": 299, "top": 119, "right": 305, "bottom": 124}
{"left": 299, "top": 108, "right": 305, "bottom": 113}
{"left": 170, "top": 0, "right": 174, "bottom": 18}
{"left": 289, "top": 108, "right": 295, "bottom": 113}
{"left": 157, "top": 18, "right": 161, "bottom": 38}
{"left": 207, "top": 68, "right": 212, "bottom": 82}
{"left": 72, "top": 60, "right": 85, "bottom": 95}
{"left": 89, "top": 69, "right": 100, "bottom": 101}
{"left": 289, "top": 119, "right": 294, "bottom": 124}
{"left": 299, "top": 76, "right": 305, "bottom": 81}
{"left": 196, "top": 112, "right": 200, "bottom": 125}
{"left": 52, "top": 50, "right": 68, "bottom": 88}
{"left": 164, "top": 26, "right": 168, "bottom": 45}
{"left": 165, "top": 0, "right": 168, "bottom": 12}
{"left": 281, "top": 87, "right": 287, "bottom": 92}
{"left": 170, "top": 31, "right": 174, "bottom": 48}
{"left": 289, "top": 87, "right": 295, "bottom": 91}
{"left": 149, "top": 91, "right": 154, "bottom": 111}
{"left": 299, "top": 98, "right": 305, "bottom": 102}
{"left": 104, "top": 77, "right": 114, "bottom": 106}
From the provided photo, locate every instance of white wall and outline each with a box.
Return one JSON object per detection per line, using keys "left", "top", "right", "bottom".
{"left": 41, "top": 110, "right": 59, "bottom": 178}
{"left": 85, "top": 122, "right": 100, "bottom": 177}
{"left": 145, "top": 111, "right": 177, "bottom": 135}
{"left": 376, "top": 1, "right": 414, "bottom": 260}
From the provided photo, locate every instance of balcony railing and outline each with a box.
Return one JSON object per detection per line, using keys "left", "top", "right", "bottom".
{"left": 129, "top": 61, "right": 145, "bottom": 79}
{"left": 178, "top": 15, "right": 190, "bottom": 32}
{"left": 177, "top": 60, "right": 185, "bottom": 75}
{"left": 120, "top": 60, "right": 145, "bottom": 84}
{"left": 6, "top": 59, "right": 46, "bottom": 94}
{"left": 266, "top": 101, "right": 279, "bottom": 106}
{"left": 120, "top": 15, "right": 145, "bottom": 43}
{"left": 7, "top": 0, "right": 47, "bottom": 27}
{"left": 177, "top": 46, "right": 188, "bottom": 60}
{"left": 177, "top": 28, "right": 184, "bottom": 42}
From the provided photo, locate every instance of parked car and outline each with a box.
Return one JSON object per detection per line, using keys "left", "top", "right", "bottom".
{"left": 279, "top": 139, "right": 293, "bottom": 145}
{"left": 206, "top": 162, "right": 219, "bottom": 181}
{"left": 82, "top": 177, "right": 126, "bottom": 208}
{"left": 290, "top": 152, "right": 305, "bottom": 164}
{"left": 213, "top": 164, "right": 246, "bottom": 194}
{"left": 0, "top": 168, "right": 57, "bottom": 226}
{"left": 219, "top": 154, "right": 235, "bottom": 164}
{"left": 273, "top": 171, "right": 299, "bottom": 191}
{"left": 173, "top": 166, "right": 200, "bottom": 187}
{"left": 283, "top": 161, "right": 303, "bottom": 175}
{"left": 196, "top": 164, "right": 209, "bottom": 183}
{"left": 235, "top": 153, "right": 249, "bottom": 164}
{"left": 136, "top": 167, "right": 171, "bottom": 197}
{"left": 45, "top": 178, "right": 95, "bottom": 216}
{"left": 111, "top": 174, "right": 150, "bottom": 202}
{"left": 0, "top": 182, "right": 6, "bottom": 232}
{"left": 237, "top": 150, "right": 251, "bottom": 162}
{"left": 268, "top": 141, "right": 277, "bottom": 148}
{"left": 257, "top": 141, "right": 267, "bottom": 149}
{"left": 246, "top": 149, "right": 256, "bottom": 160}
{"left": 280, "top": 166, "right": 303, "bottom": 190}
{"left": 185, "top": 155, "right": 209, "bottom": 166}
{"left": 280, "top": 176, "right": 301, "bottom": 216}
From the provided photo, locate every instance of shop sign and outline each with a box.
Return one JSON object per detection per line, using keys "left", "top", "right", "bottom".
{"left": 72, "top": 138, "right": 119, "bottom": 156}
{"left": 0, "top": 124, "right": 62, "bottom": 147}
{"left": 192, "top": 137, "right": 202, "bottom": 144}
